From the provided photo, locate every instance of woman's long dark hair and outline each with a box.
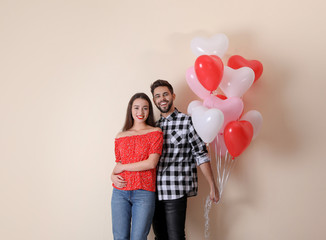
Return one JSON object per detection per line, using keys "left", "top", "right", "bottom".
{"left": 122, "top": 93, "right": 155, "bottom": 131}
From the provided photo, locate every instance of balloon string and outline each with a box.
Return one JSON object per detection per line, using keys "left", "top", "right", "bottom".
{"left": 204, "top": 196, "right": 212, "bottom": 239}
{"left": 216, "top": 140, "right": 224, "bottom": 197}
{"left": 221, "top": 155, "right": 228, "bottom": 196}
{"left": 222, "top": 152, "right": 237, "bottom": 198}
{"left": 215, "top": 141, "right": 222, "bottom": 195}
{"left": 205, "top": 141, "right": 237, "bottom": 240}
{"left": 224, "top": 153, "right": 232, "bottom": 190}
{"left": 221, "top": 151, "right": 230, "bottom": 196}
{"left": 208, "top": 141, "right": 237, "bottom": 197}
{"left": 215, "top": 147, "right": 237, "bottom": 199}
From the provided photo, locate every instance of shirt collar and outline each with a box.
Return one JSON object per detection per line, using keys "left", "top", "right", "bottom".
{"left": 160, "top": 108, "right": 179, "bottom": 122}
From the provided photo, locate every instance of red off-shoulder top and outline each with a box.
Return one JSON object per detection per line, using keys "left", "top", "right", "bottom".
{"left": 113, "top": 131, "right": 163, "bottom": 192}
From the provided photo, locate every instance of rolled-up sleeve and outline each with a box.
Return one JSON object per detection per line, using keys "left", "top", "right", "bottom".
{"left": 188, "top": 118, "right": 210, "bottom": 166}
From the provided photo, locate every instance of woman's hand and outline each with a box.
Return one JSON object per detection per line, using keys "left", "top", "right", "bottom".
{"left": 111, "top": 172, "right": 127, "bottom": 188}
{"left": 113, "top": 162, "right": 125, "bottom": 174}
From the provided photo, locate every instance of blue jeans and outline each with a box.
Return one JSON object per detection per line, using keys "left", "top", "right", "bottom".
{"left": 111, "top": 188, "right": 155, "bottom": 240}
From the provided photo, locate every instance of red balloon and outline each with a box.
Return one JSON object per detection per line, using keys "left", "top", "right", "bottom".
{"left": 227, "top": 55, "right": 263, "bottom": 82}
{"left": 195, "top": 55, "right": 224, "bottom": 92}
{"left": 216, "top": 94, "right": 227, "bottom": 100}
{"left": 224, "top": 120, "right": 253, "bottom": 157}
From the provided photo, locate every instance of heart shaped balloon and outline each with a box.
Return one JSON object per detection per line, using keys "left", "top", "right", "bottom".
{"left": 227, "top": 55, "right": 263, "bottom": 82}
{"left": 190, "top": 33, "right": 229, "bottom": 58}
{"left": 241, "top": 110, "right": 263, "bottom": 139}
{"left": 186, "top": 66, "right": 211, "bottom": 100}
{"left": 219, "top": 66, "right": 255, "bottom": 98}
{"left": 195, "top": 55, "right": 224, "bottom": 92}
{"left": 224, "top": 120, "right": 253, "bottom": 157}
{"left": 187, "top": 100, "right": 203, "bottom": 115}
{"left": 191, "top": 105, "right": 224, "bottom": 143}
{"left": 203, "top": 95, "right": 244, "bottom": 132}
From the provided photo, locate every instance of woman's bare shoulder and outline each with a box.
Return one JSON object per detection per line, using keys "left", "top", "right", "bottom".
{"left": 115, "top": 131, "right": 130, "bottom": 138}
{"left": 148, "top": 127, "right": 162, "bottom": 133}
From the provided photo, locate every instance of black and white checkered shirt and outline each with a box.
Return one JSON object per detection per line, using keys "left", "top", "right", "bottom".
{"left": 156, "top": 108, "right": 210, "bottom": 200}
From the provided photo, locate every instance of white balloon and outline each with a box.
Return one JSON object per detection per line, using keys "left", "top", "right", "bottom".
{"left": 241, "top": 110, "right": 263, "bottom": 139}
{"left": 219, "top": 66, "right": 255, "bottom": 98}
{"left": 187, "top": 100, "right": 203, "bottom": 115}
{"left": 190, "top": 33, "right": 229, "bottom": 58}
{"left": 191, "top": 105, "right": 224, "bottom": 143}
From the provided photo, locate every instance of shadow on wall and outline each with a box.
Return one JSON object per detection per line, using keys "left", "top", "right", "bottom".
{"left": 243, "top": 55, "right": 299, "bottom": 159}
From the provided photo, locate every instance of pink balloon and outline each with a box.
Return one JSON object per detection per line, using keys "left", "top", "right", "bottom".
{"left": 186, "top": 66, "right": 211, "bottom": 99}
{"left": 203, "top": 95, "right": 244, "bottom": 132}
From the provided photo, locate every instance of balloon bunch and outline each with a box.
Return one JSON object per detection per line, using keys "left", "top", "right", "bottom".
{"left": 186, "top": 33, "right": 263, "bottom": 198}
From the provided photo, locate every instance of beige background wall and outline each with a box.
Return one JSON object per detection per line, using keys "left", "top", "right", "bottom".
{"left": 1, "top": 0, "right": 326, "bottom": 239}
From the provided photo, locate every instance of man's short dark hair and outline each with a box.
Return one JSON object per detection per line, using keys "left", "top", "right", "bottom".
{"left": 150, "top": 79, "right": 174, "bottom": 95}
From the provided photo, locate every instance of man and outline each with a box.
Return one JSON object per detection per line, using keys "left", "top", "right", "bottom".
{"left": 150, "top": 79, "right": 219, "bottom": 240}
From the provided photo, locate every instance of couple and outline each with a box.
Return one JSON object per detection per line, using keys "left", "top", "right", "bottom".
{"left": 111, "top": 80, "right": 219, "bottom": 240}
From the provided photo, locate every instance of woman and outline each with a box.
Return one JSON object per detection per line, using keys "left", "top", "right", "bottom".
{"left": 111, "top": 92, "right": 163, "bottom": 240}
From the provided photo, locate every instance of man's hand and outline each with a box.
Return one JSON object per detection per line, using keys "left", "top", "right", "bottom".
{"left": 210, "top": 185, "right": 220, "bottom": 203}
{"left": 199, "top": 162, "right": 220, "bottom": 203}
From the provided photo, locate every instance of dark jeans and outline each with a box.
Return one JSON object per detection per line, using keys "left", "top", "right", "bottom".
{"left": 152, "top": 196, "right": 187, "bottom": 240}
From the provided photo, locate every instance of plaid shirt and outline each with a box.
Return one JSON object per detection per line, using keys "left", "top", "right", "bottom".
{"left": 156, "top": 108, "right": 210, "bottom": 200}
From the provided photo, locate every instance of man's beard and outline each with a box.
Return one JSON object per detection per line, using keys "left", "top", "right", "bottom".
{"left": 156, "top": 101, "right": 173, "bottom": 113}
